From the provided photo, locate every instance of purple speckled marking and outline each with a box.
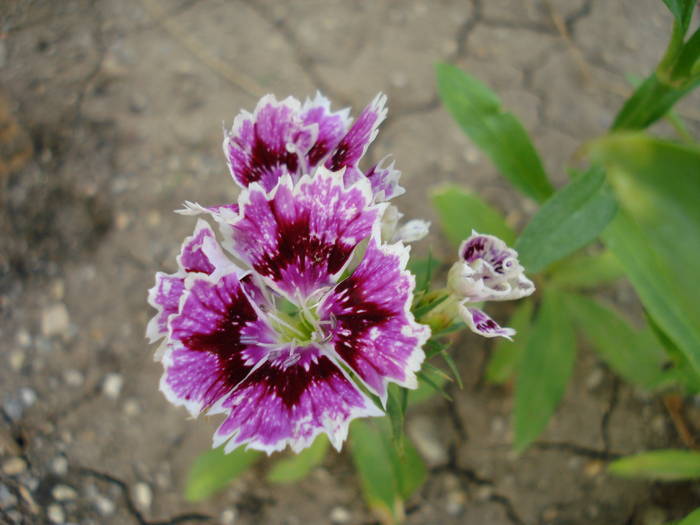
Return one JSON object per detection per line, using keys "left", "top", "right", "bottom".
{"left": 460, "top": 305, "right": 515, "bottom": 340}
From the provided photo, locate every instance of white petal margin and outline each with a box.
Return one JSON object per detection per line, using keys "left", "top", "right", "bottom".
{"left": 458, "top": 303, "right": 515, "bottom": 340}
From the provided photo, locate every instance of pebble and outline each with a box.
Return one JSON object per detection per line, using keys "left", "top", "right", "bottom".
{"left": 47, "top": 503, "right": 65, "bottom": 523}
{"left": 640, "top": 506, "right": 666, "bottom": 525}
{"left": 2, "top": 457, "right": 27, "bottom": 475}
{"left": 329, "top": 506, "right": 351, "bottom": 523}
{"left": 3, "top": 396, "right": 24, "bottom": 421}
{"left": 41, "top": 304, "right": 70, "bottom": 337}
{"left": 20, "top": 387, "right": 37, "bottom": 407}
{"left": 542, "top": 507, "right": 558, "bottom": 521}
{"left": 16, "top": 330, "right": 31, "bottom": 347}
{"left": 64, "top": 369, "right": 84, "bottom": 387}
{"left": 0, "top": 483, "right": 17, "bottom": 507}
{"left": 583, "top": 459, "right": 604, "bottom": 477}
{"left": 475, "top": 486, "right": 493, "bottom": 501}
{"left": 123, "top": 399, "right": 140, "bottom": 417}
{"left": 9, "top": 350, "right": 25, "bottom": 371}
{"left": 102, "top": 373, "right": 123, "bottom": 399}
{"left": 445, "top": 490, "right": 466, "bottom": 515}
{"left": 586, "top": 368, "right": 605, "bottom": 391}
{"left": 51, "top": 455, "right": 69, "bottom": 476}
{"left": 52, "top": 484, "right": 77, "bottom": 501}
{"left": 18, "top": 484, "right": 38, "bottom": 513}
{"left": 133, "top": 482, "right": 152, "bottom": 510}
{"left": 220, "top": 509, "right": 237, "bottom": 524}
{"left": 408, "top": 416, "right": 448, "bottom": 466}
{"left": 94, "top": 494, "right": 115, "bottom": 516}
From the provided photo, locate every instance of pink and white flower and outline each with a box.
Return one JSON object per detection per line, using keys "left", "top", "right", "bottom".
{"left": 148, "top": 169, "right": 429, "bottom": 454}
{"left": 448, "top": 232, "right": 535, "bottom": 339}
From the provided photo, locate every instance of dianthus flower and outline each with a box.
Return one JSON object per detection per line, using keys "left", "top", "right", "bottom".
{"left": 147, "top": 94, "right": 430, "bottom": 454}
{"left": 448, "top": 232, "right": 535, "bottom": 339}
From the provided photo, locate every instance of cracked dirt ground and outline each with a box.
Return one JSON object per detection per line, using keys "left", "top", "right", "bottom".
{"left": 2, "top": 1, "right": 700, "bottom": 524}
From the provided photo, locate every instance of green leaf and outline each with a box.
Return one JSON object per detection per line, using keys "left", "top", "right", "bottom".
{"left": 548, "top": 251, "right": 624, "bottom": 290}
{"left": 266, "top": 434, "right": 329, "bottom": 484}
{"left": 593, "top": 133, "right": 700, "bottom": 378}
{"left": 414, "top": 370, "right": 451, "bottom": 402}
{"left": 515, "top": 167, "right": 618, "bottom": 273}
{"left": 566, "top": 294, "right": 668, "bottom": 390}
{"left": 647, "top": 313, "right": 700, "bottom": 394}
{"left": 349, "top": 419, "right": 427, "bottom": 524}
{"left": 386, "top": 386, "right": 407, "bottom": 454}
{"left": 436, "top": 63, "right": 554, "bottom": 202}
{"left": 677, "top": 507, "right": 700, "bottom": 525}
{"left": 485, "top": 300, "right": 534, "bottom": 384}
{"left": 608, "top": 449, "right": 700, "bottom": 481}
{"left": 412, "top": 294, "right": 449, "bottom": 319}
{"left": 514, "top": 289, "right": 576, "bottom": 453}
{"left": 185, "top": 446, "right": 262, "bottom": 502}
{"left": 662, "top": 0, "right": 696, "bottom": 35}
{"left": 612, "top": 73, "right": 700, "bottom": 130}
{"left": 431, "top": 184, "right": 515, "bottom": 247}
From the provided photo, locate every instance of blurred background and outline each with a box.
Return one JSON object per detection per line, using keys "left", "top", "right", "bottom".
{"left": 1, "top": 1, "right": 699, "bottom": 523}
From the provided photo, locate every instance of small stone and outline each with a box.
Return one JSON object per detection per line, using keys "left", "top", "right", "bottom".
{"left": 475, "top": 486, "right": 493, "bottom": 501}
{"left": 18, "top": 485, "right": 38, "bottom": 513}
{"left": 20, "top": 387, "right": 37, "bottom": 407}
{"left": 3, "top": 397, "right": 24, "bottom": 421}
{"left": 330, "top": 506, "right": 351, "bottom": 523}
{"left": 0, "top": 483, "right": 17, "bottom": 507}
{"left": 220, "top": 508, "right": 237, "bottom": 524}
{"left": 52, "top": 484, "right": 77, "bottom": 501}
{"left": 64, "top": 369, "right": 84, "bottom": 387}
{"left": 586, "top": 368, "right": 605, "bottom": 391}
{"left": 94, "top": 494, "right": 115, "bottom": 516}
{"left": 408, "top": 416, "right": 448, "bottom": 466}
{"left": 147, "top": 210, "right": 161, "bottom": 227}
{"left": 2, "top": 457, "right": 27, "bottom": 475}
{"left": 51, "top": 280, "right": 64, "bottom": 300}
{"left": 123, "top": 399, "right": 140, "bottom": 417}
{"left": 133, "top": 482, "right": 152, "bottom": 510}
{"left": 102, "top": 373, "right": 123, "bottom": 399}
{"left": 445, "top": 490, "right": 466, "bottom": 515}
{"left": 41, "top": 304, "right": 70, "bottom": 337}
{"left": 115, "top": 212, "right": 131, "bottom": 230}
{"left": 16, "top": 330, "right": 31, "bottom": 347}
{"left": 583, "top": 459, "right": 604, "bottom": 477}
{"left": 51, "top": 456, "right": 68, "bottom": 476}
{"left": 9, "top": 350, "right": 25, "bottom": 371}
{"left": 47, "top": 503, "right": 65, "bottom": 523}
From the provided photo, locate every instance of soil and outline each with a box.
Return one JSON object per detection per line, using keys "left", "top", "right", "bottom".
{"left": 1, "top": 1, "right": 699, "bottom": 524}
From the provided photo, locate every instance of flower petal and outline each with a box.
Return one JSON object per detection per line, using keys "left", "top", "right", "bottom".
{"left": 146, "top": 273, "right": 185, "bottom": 344}
{"left": 459, "top": 304, "right": 515, "bottom": 340}
{"left": 226, "top": 168, "right": 381, "bottom": 299}
{"left": 146, "top": 220, "right": 232, "bottom": 345}
{"left": 320, "top": 236, "right": 429, "bottom": 402}
{"left": 212, "top": 346, "right": 382, "bottom": 454}
{"left": 325, "top": 93, "right": 387, "bottom": 172}
{"left": 300, "top": 92, "right": 352, "bottom": 170}
{"left": 449, "top": 231, "right": 535, "bottom": 302}
{"left": 161, "top": 272, "right": 273, "bottom": 416}
{"left": 223, "top": 95, "right": 305, "bottom": 191}
{"left": 364, "top": 157, "right": 405, "bottom": 201}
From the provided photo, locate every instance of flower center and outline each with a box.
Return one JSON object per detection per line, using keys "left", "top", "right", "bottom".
{"left": 271, "top": 297, "right": 326, "bottom": 345}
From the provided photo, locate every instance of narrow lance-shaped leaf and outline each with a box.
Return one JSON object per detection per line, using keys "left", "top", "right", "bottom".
{"left": 547, "top": 250, "right": 624, "bottom": 290}
{"left": 592, "top": 133, "right": 700, "bottom": 377}
{"left": 350, "top": 419, "right": 427, "bottom": 524}
{"left": 514, "top": 289, "right": 576, "bottom": 453}
{"left": 608, "top": 449, "right": 700, "bottom": 481}
{"left": 431, "top": 185, "right": 515, "bottom": 247}
{"left": 662, "top": 0, "right": 696, "bottom": 36}
{"left": 485, "top": 300, "right": 534, "bottom": 384}
{"left": 565, "top": 294, "right": 669, "bottom": 390}
{"left": 515, "top": 166, "right": 617, "bottom": 274}
{"left": 185, "top": 446, "right": 263, "bottom": 502}
{"left": 266, "top": 434, "right": 329, "bottom": 484}
{"left": 436, "top": 63, "right": 554, "bottom": 202}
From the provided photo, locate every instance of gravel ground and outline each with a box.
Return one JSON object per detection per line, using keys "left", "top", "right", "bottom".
{"left": 1, "top": 1, "right": 699, "bottom": 524}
